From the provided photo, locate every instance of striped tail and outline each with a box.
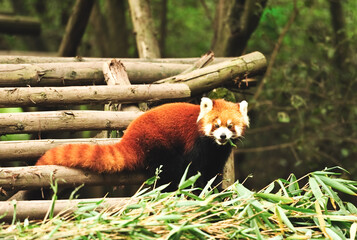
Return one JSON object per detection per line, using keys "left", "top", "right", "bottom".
{"left": 36, "top": 144, "right": 127, "bottom": 173}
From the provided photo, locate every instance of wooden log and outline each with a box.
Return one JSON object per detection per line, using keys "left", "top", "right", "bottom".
{"left": 155, "top": 51, "right": 267, "bottom": 95}
{"left": 0, "top": 15, "right": 41, "bottom": 35}
{"left": 0, "top": 84, "right": 191, "bottom": 107}
{"left": 0, "top": 138, "right": 120, "bottom": 162}
{"left": 0, "top": 62, "right": 191, "bottom": 86}
{"left": 0, "top": 55, "right": 236, "bottom": 64}
{"left": 0, "top": 111, "right": 142, "bottom": 134}
{"left": 0, "top": 197, "right": 134, "bottom": 222}
{"left": 0, "top": 165, "right": 147, "bottom": 190}
{"left": 99, "top": 59, "right": 141, "bottom": 138}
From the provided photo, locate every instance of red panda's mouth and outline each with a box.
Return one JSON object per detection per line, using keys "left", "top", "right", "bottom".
{"left": 215, "top": 138, "right": 228, "bottom": 145}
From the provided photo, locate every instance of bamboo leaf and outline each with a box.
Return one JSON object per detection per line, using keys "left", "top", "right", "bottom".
{"left": 264, "top": 182, "right": 275, "bottom": 194}
{"left": 312, "top": 174, "right": 347, "bottom": 212}
{"left": 317, "top": 175, "right": 357, "bottom": 196}
{"left": 178, "top": 172, "right": 201, "bottom": 190}
{"left": 275, "top": 205, "right": 296, "bottom": 232}
{"left": 288, "top": 173, "right": 300, "bottom": 195}
{"left": 309, "top": 177, "right": 327, "bottom": 208}
{"left": 255, "top": 192, "right": 294, "bottom": 204}
{"left": 315, "top": 200, "right": 331, "bottom": 239}
{"left": 198, "top": 176, "right": 216, "bottom": 199}
{"left": 325, "top": 227, "right": 344, "bottom": 240}
{"left": 350, "top": 222, "right": 357, "bottom": 240}
{"left": 276, "top": 179, "right": 290, "bottom": 197}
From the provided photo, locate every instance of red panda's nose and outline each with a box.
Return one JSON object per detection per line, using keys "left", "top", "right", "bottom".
{"left": 220, "top": 133, "right": 227, "bottom": 140}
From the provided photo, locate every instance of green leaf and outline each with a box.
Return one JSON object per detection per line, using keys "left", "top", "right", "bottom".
{"left": 255, "top": 192, "right": 294, "bottom": 204}
{"left": 228, "top": 138, "right": 237, "bottom": 148}
{"left": 317, "top": 175, "right": 356, "bottom": 196}
{"left": 179, "top": 172, "right": 201, "bottom": 190}
{"left": 312, "top": 174, "right": 347, "bottom": 212}
{"left": 198, "top": 176, "right": 216, "bottom": 199}
{"left": 264, "top": 182, "right": 275, "bottom": 194}
{"left": 309, "top": 177, "right": 327, "bottom": 208}
{"left": 350, "top": 222, "right": 357, "bottom": 240}
{"left": 325, "top": 227, "right": 343, "bottom": 240}
{"left": 275, "top": 205, "right": 296, "bottom": 232}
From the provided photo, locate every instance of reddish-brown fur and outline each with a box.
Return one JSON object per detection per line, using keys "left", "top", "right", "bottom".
{"left": 36, "top": 102, "right": 201, "bottom": 172}
{"left": 36, "top": 99, "right": 248, "bottom": 188}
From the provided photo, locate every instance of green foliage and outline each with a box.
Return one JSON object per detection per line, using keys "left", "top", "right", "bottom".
{"left": 1, "top": 167, "right": 356, "bottom": 239}
{"left": 244, "top": 0, "right": 357, "bottom": 184}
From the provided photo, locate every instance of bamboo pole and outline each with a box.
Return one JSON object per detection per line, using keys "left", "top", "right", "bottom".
{"left": 0, "top": 84, "right": 191, "bottom": 107}
{"left": 0, "top": 165, "right": 147, "bottom": 190}
{"left": 0, "top": 62, "right": 191, "bottom": 86}
{"left": 0, "top": 197, "right": 134, "bottom": 222}
{"left": 0, "top": 138, "right": 120, "bottom": 162}
{"left": 0, "top": 110, "right": 142, "bottom": 134}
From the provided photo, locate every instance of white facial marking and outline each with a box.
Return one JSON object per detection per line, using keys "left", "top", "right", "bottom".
{"left": 197, "top": 97, "right": 213, "bottom": 122}
{"left": 212, "top": 127, "right": 233, "bottom": 145}
{"left": 203, "top": 124, "right": 212, "bottom": 136}
{"left": 240, "top": 100, "right": 250, "bottom": 127}
{"left": 234, "top": 125, "right": 242, "bottom": 137}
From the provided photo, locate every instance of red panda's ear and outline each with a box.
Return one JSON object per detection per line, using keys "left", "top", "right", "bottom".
{"left": 197, "top": 97, "right": 213, "bottom": 122}
{"left": 239, "top": 100, "right": 250, "bottom": 127}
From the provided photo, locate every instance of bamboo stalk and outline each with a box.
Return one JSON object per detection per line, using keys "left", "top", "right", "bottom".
{"left": 0, "top": 197, "right": 134, "bottom": 222}
{"left": 0, "top": 138, "right": 120, "bottom": 162}
{"left": 0, "top": 111, "right": 142, "bottom": 134}
{"left": 0, "top": 62, "right": 191, "bottom": 86}
{"left": 0, "top": 165, "right": 147, "bottom": 190}
{"left": 0, "top": 84, "right": 191, "bottom": 107}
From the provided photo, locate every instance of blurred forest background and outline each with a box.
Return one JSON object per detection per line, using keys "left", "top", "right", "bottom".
{"left": 0, "top": 0, "right": 356, "bottom": 190}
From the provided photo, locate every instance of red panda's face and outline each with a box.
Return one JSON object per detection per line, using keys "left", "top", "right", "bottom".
{"left": 197, "top": 98, "right": 249, "bottom": 145}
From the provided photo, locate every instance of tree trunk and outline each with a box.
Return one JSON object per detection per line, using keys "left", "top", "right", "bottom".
{"left": 0, "top": 110, "right": 142, "bottom": 134}
{"left": 105, "top": 0, "right": 129, "bottom": 57}
{"left": 329, "top": 0, "right": 351, "bottom": 70}
{"left": 58, "top": 0, "right": 95, "bottom": 57}
{"left": 159, "top": 0, "right": 168, "bottom": 57}
{"left": 212, "top": 0, "right": 267, "bottom": 57}
{"left": 89, "top": 1, "right": 110, "bottom": 57}
{"left": 0, "top": 84, "right": 191, "bottom": 107}
{"left": 128, "top": 0, "right": 161, "bottom": 58}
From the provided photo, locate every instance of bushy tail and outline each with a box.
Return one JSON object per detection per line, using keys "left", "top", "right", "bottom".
{"left": 36, "top": 143, "right": 127, "bottom": 173}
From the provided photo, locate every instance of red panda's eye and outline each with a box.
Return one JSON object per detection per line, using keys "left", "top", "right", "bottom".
{"left": 214, "top": 123, "right": 220, "bottom": 128}
{"left": 227, "top": 124, "right": 233, "bottom": 129}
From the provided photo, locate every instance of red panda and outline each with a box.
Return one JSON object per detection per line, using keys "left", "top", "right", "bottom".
{"left": 36, "top": 98, "right": 249, "bottom": 190}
